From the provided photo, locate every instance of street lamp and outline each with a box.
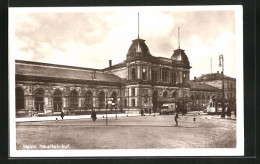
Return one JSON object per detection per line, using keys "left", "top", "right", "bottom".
{"left": 107, "top": 99, "right": 113, "bottom": 125}
{"left": 91, "top": 71, "right": 96, "bottom": 119}
{"left": 219, "top": 55, "right": 225, "bottom": 118}
{"left": 115, "top": 104, "right": 117, "bottom": 120}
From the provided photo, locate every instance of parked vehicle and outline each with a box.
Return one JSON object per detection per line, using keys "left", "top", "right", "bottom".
{"left": 160, "top": 103, "right": 176, "bottom": 115}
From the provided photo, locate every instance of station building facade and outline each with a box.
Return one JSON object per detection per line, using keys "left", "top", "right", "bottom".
{"left": 190, "top": 72, "right": 236, "bottom": 111}
{"left": 15, "top": 36, "right": 192, "bottom": 117}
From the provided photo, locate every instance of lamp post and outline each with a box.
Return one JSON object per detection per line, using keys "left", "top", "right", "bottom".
{"left": 219, "top": 55, "right": 225, "bottom": 118}
{"left": 107, "top": 99, "right": 113, "bottom": 125}
{"left": 106, "top": 104, "right": 108, "bottom": 125}
{"left": 91, "top": 71, "right": 96, "bottom": 120}
{"left": 128, "top": 88, "right": 130, "bottom": 114}
{"left": 115, "top": 104, "right": 117, "bottom": 120}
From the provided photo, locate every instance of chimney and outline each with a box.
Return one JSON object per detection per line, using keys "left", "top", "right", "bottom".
{"left": 109, "top": 60, "right": 112, "bottom": 67}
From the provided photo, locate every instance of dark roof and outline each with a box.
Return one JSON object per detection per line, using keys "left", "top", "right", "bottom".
{"left": 102, "top": 61, "right": 126, "bottom": 71}
{"left": 171, "top": 49, "right": 189, "bottom": 63}
{"left": 194, "top": 73, "right": 236, "bottom": 81}
{"left": 16, "top": 60, "right": 122, "bottom": 83}
{"left": 190, "top": 82, "right": 220, "bottom": 92}
{"left": 126, "top": 38, "right": 152, "bottom": 60}
{"left": 15, "top": 60, "right": 101, "bottom": 71}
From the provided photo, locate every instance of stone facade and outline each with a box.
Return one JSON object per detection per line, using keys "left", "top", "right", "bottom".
{"left": 190, "top": 72, "right": 236, "bottom": 111}
{"left": 15, "top": 37, "right": 192, "bottom": 116}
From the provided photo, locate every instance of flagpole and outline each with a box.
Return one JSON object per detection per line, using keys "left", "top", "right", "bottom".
{"left": 219, "top": 55, "right": 225, "bottom": 118}
{"left": 178, "top": 27, "right": 180, "bottom": 49}
{"left": 138, "top": 13, "right": 139, "bottom": 39}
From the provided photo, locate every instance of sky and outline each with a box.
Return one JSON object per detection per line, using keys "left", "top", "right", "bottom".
{"left": 12, "top": 6, "right": 240, "bottom": 79}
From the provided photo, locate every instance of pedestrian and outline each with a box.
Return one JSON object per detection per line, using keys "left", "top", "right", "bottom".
{"left": 227, "top": 105, "right": 231, "bottom": 119}
{"left": 141, "top": 109, "right": 144, "bottom": 116}
{"left": 61, "top": 111, "right": 64, "bottom": 120}
{"left": 174, "top": 113, "right": 179, "bottom": 126}
{"left": 149, "top": 108, "right": 151, "bottom": 115}
{"left": 91, "top": 110, "right": 97, "bottom": 121}
{"left": 193, "top": 113, "right": 196, "bottom": 123}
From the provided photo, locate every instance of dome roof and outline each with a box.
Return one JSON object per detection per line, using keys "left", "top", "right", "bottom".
{"left": 171, "top": 49, "right": 189, "bottom": 63}
{"left": 126, "top": 39, "right": 152, "bottom": 60}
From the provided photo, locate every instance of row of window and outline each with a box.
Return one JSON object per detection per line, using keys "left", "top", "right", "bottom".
{"left": 129, "top": 88, "right": 178, "bottom": 98}
{"left": 16, "top": 88, "right": 117, "bottom": 111}
{"left": 227, "top": 82, "right": 235, "bottom": 89}
{"left": 131, "top": 67, "right": 188, "bottom": 83}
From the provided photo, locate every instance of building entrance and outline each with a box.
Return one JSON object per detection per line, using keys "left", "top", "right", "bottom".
{"left": 34, "top": 89, "right": 44, "bottom": 112}
{"left": 53, "top": 90, "right": 62, "bottom": 112}
{"left": 16, "top": 87, "right": 24, "bottom": 111}
{"left": 152, "top": 91, "right": 159, "bottom": 112}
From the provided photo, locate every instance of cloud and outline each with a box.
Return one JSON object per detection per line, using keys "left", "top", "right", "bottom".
{"left": 14, "top": 9, "right": 236, "bottom": 78}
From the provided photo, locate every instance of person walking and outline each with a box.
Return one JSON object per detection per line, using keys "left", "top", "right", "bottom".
{"left": 91, "top": 110, "right": 97, "bottom": 121}
{"left": 61, "top": 111, "right": 64, "bottom": 120}
{"left": 174, "top": 113, "right": 179, "bottom": 126}
{"left": 227, "top": 105, "right": 231, "bottom": 119}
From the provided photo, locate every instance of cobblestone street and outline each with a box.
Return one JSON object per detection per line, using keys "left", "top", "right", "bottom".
{"left": 16, "top": 114, "right": 236, "bottom": 149}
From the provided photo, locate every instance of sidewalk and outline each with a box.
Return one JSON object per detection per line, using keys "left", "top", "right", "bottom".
{"left": 16, "top": 113, "right": 152, "bottom": 122}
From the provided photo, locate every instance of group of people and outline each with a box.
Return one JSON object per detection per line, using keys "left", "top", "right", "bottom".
{"left": 140, "top": 108, "right": 153, "bottom": 116}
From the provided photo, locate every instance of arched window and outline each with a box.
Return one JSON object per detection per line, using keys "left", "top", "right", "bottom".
{"left": 69, "top": 90, "right": 78, "bottom": 108}
{"left": 151, "top": 70, "right": 155, "bottom": 81}
{"left": 99, "top": 92, "right": 105, "bottom": 108}
{"left": 34, "top": 88, "right": 44, "bottom": 112}
{"left": 142, "top": 67, "right": 147, "bottom": 80}
{"left": 85, "top": 91, "right": 93, "bottom": 108}
{"left": 154, "top": 70, "right": 158, "bottom": 81}
{"left": 172, "top": 91, "right": 177, "bottom": 98}
{"left": 163, "top": 91, "right": 168, "bottom": 97}
{"left": 152, "top": 91, "right": 159, "bottom": 112}
{"left": 174, "top": 73, "right": 177, "bottom": 84}
{"left": 162, "top": 69, "right": 168, "bottom": 82}
{"left": 202, "top": 95, "right": 205, "bottom": 100}
{"left": 190, "top": 95, "right": 195, "bottom": 110}
{"left": 112, "top": 92, "right": 117, "bottom": 104}
{"left": 132, "top": 68, "right": 136, "bottom": 80}
{"left": 171, "top": 72, "right": 174, "bottom": 83}
{"left": 53, "top": 89, "right": 62, "bottom": 112}
{"left": 16, "top": 87, "right": 24, "bottom": 110}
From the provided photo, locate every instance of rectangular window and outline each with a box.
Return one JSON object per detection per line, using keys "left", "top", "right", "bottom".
{"left": 142, "top": 68, "right": 147, "bottom": 80}
{"left": 132, "top": 88, "right": 135, "bottom": 96}
{"left": 155, "top": 70, "right": 157, "bottom": 81}
{"left": 174, "top": 73, "right": 176, "bottom": 84}
{"left": 162, "top": 70, "right": 166, "bottom": 82}
{"left": 183, "top": 73, "right": 186, "bottom": 83}
{"left": 132, "top": 99, "right": 136, "bottom": 107}
{"left": 124, "top": 99, "right": 127, "bottom": 107}
{"left": 151, "top": 70, "right": 154, "bottom": 81}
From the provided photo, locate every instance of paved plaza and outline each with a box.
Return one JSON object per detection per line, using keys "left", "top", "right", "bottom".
{"left": 16, "top": 114, "right": 236, "bottom": 150}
